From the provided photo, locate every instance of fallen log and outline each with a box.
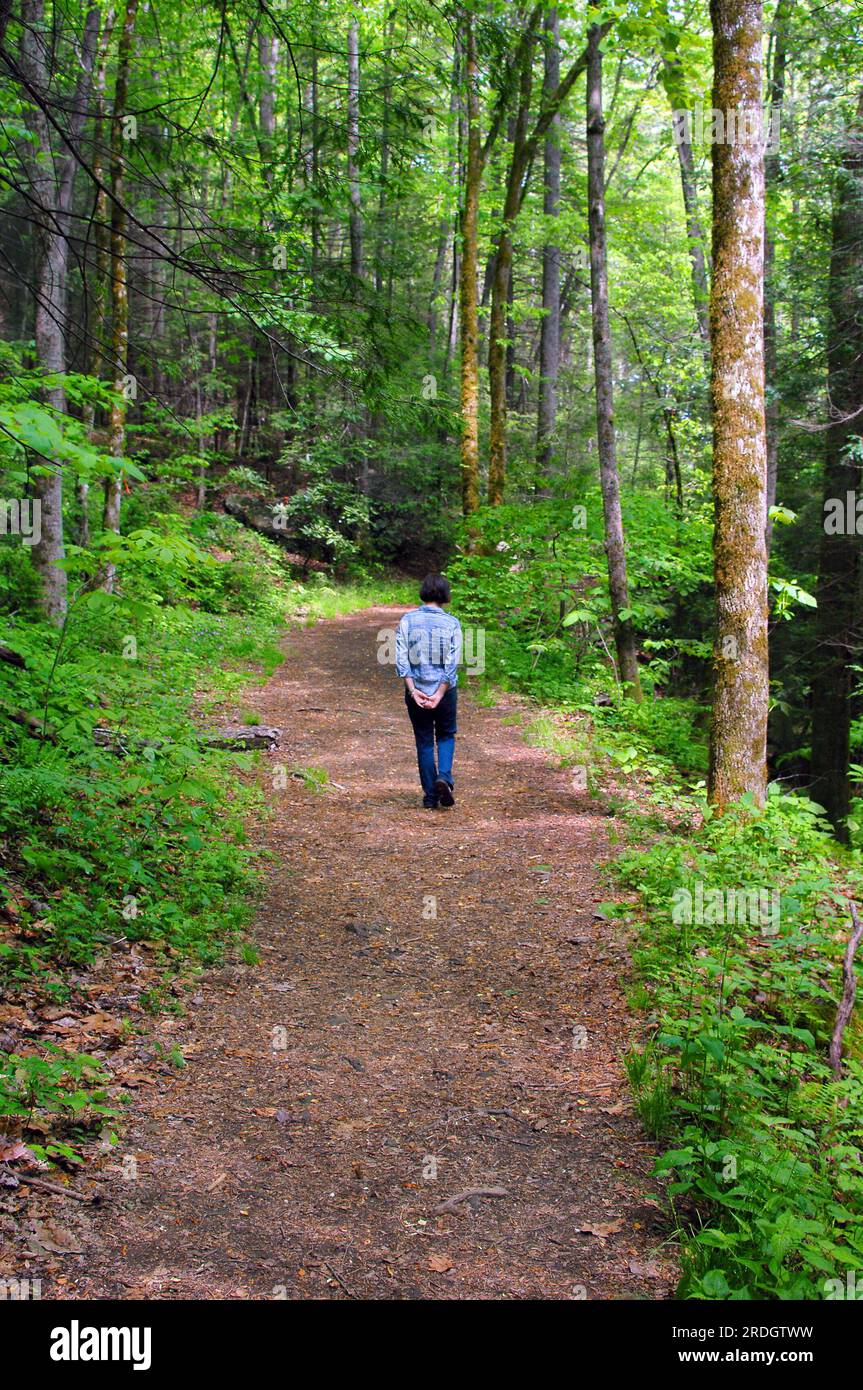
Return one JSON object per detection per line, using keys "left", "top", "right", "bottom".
{"left": 0, "top": 702, "right": 57, "bottom": 741}
{"left": 201, "top": 725, "right": 282, "bottom": 750}
{"left": 221, "top": 492, "right": 329, "bottom": 570}
{"left": 93, "top": 724, "right": 281, "bottom": 754}
{"left": 223, "top": 491, "right": 296, "bottom": 543}
{"left": 0, "top": 644, "right": 26, "bottom": 669}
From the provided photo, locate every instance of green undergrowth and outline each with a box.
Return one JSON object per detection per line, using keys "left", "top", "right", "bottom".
{"left": 0, "top": 504, "right": 409, "bottom": 1149}
{"left": 449, "top": 496, "right": 711, "bottom": 782}
{"left": 612, "top": 788, "right": 863, "bottom": 1300}
{"left": 450, "top": 502, "right": 863, "bottom": 1300}
{"left": 0, "top": 1046, "right": 116, "bottom": 1166}
{"left": 502, "top": 689, "right": 863, "bottom": 1299}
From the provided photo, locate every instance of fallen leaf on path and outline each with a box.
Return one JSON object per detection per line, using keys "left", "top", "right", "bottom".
{"left": 27, "top": 1220, "right": 84, "bottom": 1254}
{"left": 0, "top": 1137, "right": 36, "bottom": 1164}
{"left": 0, "top": 1005, "right": 32, "bottom": 1026}
{"left": 579, "top": 1218, "right": 624, "bottom": 1240}
{"left": 21, "top": 1120, "right": 49, "bottom": 1138}
{"left": 77, "top": 1013, "right": 121, "bottom": 1034}
{"left": 628, "top": 1258, "right": 664, "bottom": 1279}
{"left": 115, "top": 1070, "right": 157, "bottom": 1087}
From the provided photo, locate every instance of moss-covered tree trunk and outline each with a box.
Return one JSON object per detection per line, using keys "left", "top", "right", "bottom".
{"left": 586, "top": 17, "right": 642, "bottom": 700}
{"left": 487, "top": 42, "right": 533, "bottom": 507}
{"left": 707, "top": 0, "right": 769, "bottom": 810}
{"left": 536, "top": 7, "right": 561, "bottom": 479}
{"left": 459, "top": 12, "right": 481, "bottom": 516}
{"left": 810, "top": 88, "right": 863, "bottom": 838}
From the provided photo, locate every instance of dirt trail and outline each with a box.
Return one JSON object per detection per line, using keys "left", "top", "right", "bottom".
{"left": 75, "top": 606, "right": 673, "bottom": 1299}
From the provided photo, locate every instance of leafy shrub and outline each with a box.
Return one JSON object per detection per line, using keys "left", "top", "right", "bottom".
{"left": 615, "top": 789, "right": 863, "bottom": 1298}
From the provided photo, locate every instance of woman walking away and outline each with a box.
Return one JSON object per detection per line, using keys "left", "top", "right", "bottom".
{"left": 395, "top": 574, "right": 462, "bottom": 809}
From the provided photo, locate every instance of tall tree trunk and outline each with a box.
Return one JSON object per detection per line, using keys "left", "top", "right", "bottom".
{"left": 375, "top": 12, "right": 395, "bottom": 298}
{"left": 764, "top": 0, "right": 790, "bottom": 551}
{"left": 536, "top": 7, "right": 561, "bottom": 478}
{"left": 809, "top": 88, "right": 863, "bottom": 838}
{"left": 662, "top": 59, "right": 711, "bottom": 348}
{"left": 429, "top": 221, "right": 449, "bottom": 356}
{"left": 586, "top": 17, "right": 641, "bottom": 699}
{"left": 707, "top": 0, "right": 769, "bottom": 811}
{"left": 19, "top": 0, "right": 100, "bottom": 622}
{"left": 487, "top": 43, "right": 534, "bottom": 505}
{"left": 459, "top": 11, "right": 481, "bottom": 516}
{"left": 673, "top": 117, "right": 711, "bottom": 348}
{"left": 80, "top": 9, "right": 115, "bottom": 546}
{"left": 258, "top": 30, "right": 278, "bottom": 162}
{"left": 487, "top": 15, "right": 600, "bottom": 504}
{"left": 457, "top": 5, "right": 550, "bottom": 513}
{"left": 445, "top": 225, "right": 461, "bottom": 377}
{"left": 310, "top": 26, "right": 320, "bottom": 275}
{"left": 505, "top": 264, "right": 517, "bottom": 408}
{"left": 347, "top": 19, "right": 363, "bottom": 281}
{"left": 148, "top": 193, "right": 167, "bottom": 398}
{"left": 102, "top": 0, "right": 139, "bottom": 592}
{"left": 194, "top": 311, "right": 217, "bottom": 510}
{"left": 429, "top": 47, "right": 460, "bottom": 357}
{"left": 31, "top": 230, "right": 70, "bottom": 622}
{"left": 257, "top": 39, "right": 277, "bottom": 413}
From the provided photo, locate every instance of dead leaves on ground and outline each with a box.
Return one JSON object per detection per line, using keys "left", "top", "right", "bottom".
{"left": 25, "top": 1218, "right": 84, "bottom": 1255}
{"left": 578, "top": 1217, "right": 625, "bottom": 1240}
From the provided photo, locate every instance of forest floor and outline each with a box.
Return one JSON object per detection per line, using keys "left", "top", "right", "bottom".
{"left": 8, "top": 607, "right": 677, "bottom": 1300}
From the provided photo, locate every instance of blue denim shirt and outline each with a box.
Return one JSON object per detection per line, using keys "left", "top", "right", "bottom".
{"left": 395, "top": 605, "right": 462, "bottom": 695}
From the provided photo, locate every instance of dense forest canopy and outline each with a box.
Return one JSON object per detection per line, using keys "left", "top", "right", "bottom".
{"left": 1, "top": 0, "right": 861, "bottom": 821}
{"left": 1, "top": 0, "right": 863, "bottom": 1310}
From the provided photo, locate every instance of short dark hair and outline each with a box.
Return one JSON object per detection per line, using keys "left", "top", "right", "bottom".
{"left": 420, "top": 573, "right": 451, "bottom": 604}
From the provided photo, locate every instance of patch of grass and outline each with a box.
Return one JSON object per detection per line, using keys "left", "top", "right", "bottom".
{"left": 290, "top": 764, "right": 331, "bottom": 793}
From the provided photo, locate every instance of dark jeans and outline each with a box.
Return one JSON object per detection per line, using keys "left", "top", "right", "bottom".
{"left": 405, "top": 687, "right": 457, "bottom": 802}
